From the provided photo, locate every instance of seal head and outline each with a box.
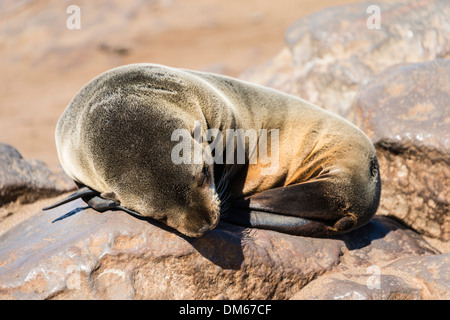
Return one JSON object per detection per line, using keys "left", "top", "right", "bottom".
{"left": 53, "top": 65, "right": 222, "bottom": 237}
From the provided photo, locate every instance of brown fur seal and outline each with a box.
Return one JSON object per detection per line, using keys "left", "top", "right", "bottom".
{"left": 44, "top": 63, "right": 381, "bottom": 238}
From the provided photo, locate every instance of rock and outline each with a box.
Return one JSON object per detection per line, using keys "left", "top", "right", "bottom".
{"left": 291, "top": 253, "right": 449, "bottom": 300}
{"left": 291, "top": 216, "right": 447, "bottom": 300}
{"left": 336, "top": 216, "right": 440, "bottom": 268}
{"left": 0, "top": 200, "right": 440, "bottom": 299}
{"left": 241, "top": 0, "right": 450, "bottom": 119}
{"left": 353, "top": 59, "right": 450, "bottom": 241}
{"left": 0, "top": 143, "right": 76, "bottom": 206}
{"left": 0, "top": 199, "right": 342, "bottom": 300}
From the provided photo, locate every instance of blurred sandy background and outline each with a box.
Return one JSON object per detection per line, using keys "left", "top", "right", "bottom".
{"left": 0, "top": 0, "right": 365, "bottom": 169}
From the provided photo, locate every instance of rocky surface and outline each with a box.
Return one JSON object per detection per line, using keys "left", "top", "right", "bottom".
{"left": 1, "top": 0, "right": 449, "bottom": 300}
{"left": 353, "top": 59, "right": 449, "bottom": 241}
{"left": 0, "top": 143, "right": 75, "bottom": 206}
{"left": 292, "top": 253, "right": 449, "bottom": 299}
{"left": 0, "top": 199, "right": 444, "bottom": 300}
{"left": 243, "top": 0, "right": 449, "bottom": 299}
{"left": 241, "top": 0, "right": 450, "bottom": 119}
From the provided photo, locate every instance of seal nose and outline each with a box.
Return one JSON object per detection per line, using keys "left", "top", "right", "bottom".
{"left": 183, "top": 220, "right": 214, "bottom": 238}
{"left": 198, "top": 223, "right": 212, "bottom": 234}
{"left": 195, "top": 209, "right": 220, "bottom": 236}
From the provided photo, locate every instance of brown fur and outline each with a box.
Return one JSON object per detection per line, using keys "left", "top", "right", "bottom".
{"left": 55, "top": 63, "right": 380, "bottom": 237}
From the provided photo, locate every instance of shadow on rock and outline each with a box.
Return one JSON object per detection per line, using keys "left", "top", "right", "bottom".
{"left": 332, "top": 216, "right": 409, "bottom": 250}
{"left": 178, "top": 221, "right": 247, "bottom": 270}
{"left": 49, "top": 201, "right": 247, "bottom": 270}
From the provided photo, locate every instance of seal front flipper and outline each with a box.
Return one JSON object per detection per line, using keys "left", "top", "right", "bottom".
{"left": 224, "top": 178, "right": 363, "bottom": 237}
{"left": 222, "top": 208, "right": 335, "bottom": 237}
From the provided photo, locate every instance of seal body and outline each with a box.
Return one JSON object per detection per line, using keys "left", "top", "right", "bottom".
{"left": 54, "top": 63, "right": 381, "bottom": 237}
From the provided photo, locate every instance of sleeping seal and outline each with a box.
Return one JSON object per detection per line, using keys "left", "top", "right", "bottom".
{"left": 44, "top": 63, "right": 381, "bottom": 238}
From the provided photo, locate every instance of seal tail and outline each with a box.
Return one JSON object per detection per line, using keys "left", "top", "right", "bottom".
{"left": 42, "top": 186, "right": 98, "bottom": 210}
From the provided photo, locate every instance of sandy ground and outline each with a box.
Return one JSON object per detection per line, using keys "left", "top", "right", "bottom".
{"left": 0, "top": 0, "right": 366, "bottom": 169}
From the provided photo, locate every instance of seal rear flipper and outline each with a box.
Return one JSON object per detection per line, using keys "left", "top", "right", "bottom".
{"left": 84, "top": 195, "right": 143, "bottom": 218}
{"left": 43, "top": 186, "right": 143, "bottom": 219}
{"left": 42, "top": 186, "right": 98, "bottom": 210}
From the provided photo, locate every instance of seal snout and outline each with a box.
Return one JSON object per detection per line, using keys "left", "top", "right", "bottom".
{"left": 164, "top": 197, "right": 220, "bottom": 238}
{"left": 177, "top": 211, "right": 220, "bottom": 238}
{"left": 197, "top": 221, "right": 214, "bottom": 235}
{"left": 196, "top": 208, "right": 221, "bottom": 235}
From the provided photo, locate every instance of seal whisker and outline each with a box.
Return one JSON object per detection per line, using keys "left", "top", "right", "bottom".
{"left": 219, "top": 203, "right": 231, "bottom": 218}
{"left": 218, "top": 189, "right": 232, "bottom": 218}
{"left": 217, "top": 179, "right": 230, "bottom": 198}
{"left": 221, "top": 190, "right": 231, "bottom": 204}
{"left": 215, "top": 168, "right": 228, "bottom": 193}
{"left": 220, "top": 201, "right": 231, "bottom": 210}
